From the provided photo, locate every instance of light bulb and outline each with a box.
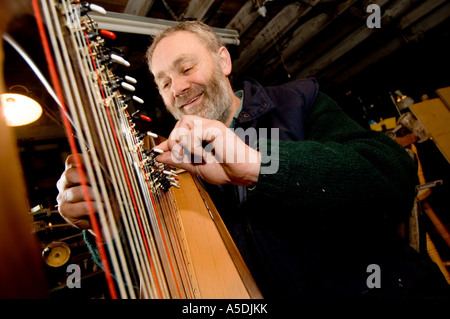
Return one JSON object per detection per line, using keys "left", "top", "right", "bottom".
{"left": 1, "top": 93, "right": 43, "bottom": 127}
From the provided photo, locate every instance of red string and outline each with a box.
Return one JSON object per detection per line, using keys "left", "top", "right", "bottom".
{"left": 82, "top": 30, "right": 165, "bottom": 298}
{"left": 129, "top": 114, "right": 183, "bottom": 298}
{"left": 31, "top": 0, "right": 118, "bottom": 299}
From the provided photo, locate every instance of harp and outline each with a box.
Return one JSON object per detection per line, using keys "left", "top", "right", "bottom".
{"left": 31, "top": 0, "right": 261, "bottom": 299}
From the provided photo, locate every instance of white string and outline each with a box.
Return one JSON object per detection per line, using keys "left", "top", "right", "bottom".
{"left": 44, "top": 0, "right": 132, "bottom": 297}
{"left": 41, "top": 0, "right": 190, "bottom": 299}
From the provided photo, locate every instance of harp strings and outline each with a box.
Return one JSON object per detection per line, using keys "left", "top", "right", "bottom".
{"left": 31, "top": 0, "right": 119, "bottom": 298}
{"left": 39, "top": 0, "right": 139, "bottom": 298}
{"left": 36, "top": 0, "right": 190, "bottom": 298}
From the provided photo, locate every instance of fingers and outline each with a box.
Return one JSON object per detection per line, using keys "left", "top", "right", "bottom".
{"left": 56, "top": 165, "right": 83, "bottom": 192}
{"left": 57, "top": 153, "right": 96, "bottom": 230}
{"left": 65, "top": 153, "right": 83, "bottom": 168}
{"left": 56, "top": 184, "right": 99, "bottom": 229}
{"left": 155, "top": 140, "right": 169, "bottom": 152}
{"left": 58, "top": 201, "right": 101, "bottom": 230}
{"left": 57, "top": 153, "right": 89, "bottom": 191}
{"left": 159, "top": 116, "right": 225, "bottom": 164}
{"left": 154, "top": 146, "right": 198, "bottom": 174}
{"left": 57, "top": 183, "right": 96, "bottom": 203}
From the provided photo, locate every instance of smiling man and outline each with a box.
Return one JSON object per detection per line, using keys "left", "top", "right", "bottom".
{"left": 57, "top": 21, "right": 449, "bottom": 299}
{"left": 150, "top": 28, "right": 238, "bottom": 125}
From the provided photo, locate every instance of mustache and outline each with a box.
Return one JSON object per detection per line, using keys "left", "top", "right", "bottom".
{"left": 175, "top": 87, "right": 205, "bottom": 108}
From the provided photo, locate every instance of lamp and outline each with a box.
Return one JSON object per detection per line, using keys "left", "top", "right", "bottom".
{"left": 0, "top": 86, "right": 43, "bottom": 127}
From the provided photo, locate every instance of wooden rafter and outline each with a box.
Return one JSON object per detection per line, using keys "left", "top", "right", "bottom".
{"left": 124, "top": 0, "right": 155, "bottom": 16}
{"left": 261, "top": 0, "right": 358, "bottom": 79}
{"left": 226, "top": 0, "right": 259, "bottom": 36}
{"left": 232, "top": 0, "right": 320, "bottom": 74}
{"left": 294, "top": 0, "right": 415, "bottom": 79}
{"left": 182, "top": 0, "right": 216, "bottom": 21}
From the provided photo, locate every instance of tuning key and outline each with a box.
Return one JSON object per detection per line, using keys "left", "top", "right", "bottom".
{"left": 124, "top": 76, "right": 137, "bottom": 84}
{"left": 131, "top": 110, "right": 152, "bottom": 122}
{"left": 169, "top": 182, "right": 180, "bottom": 189}
{"left": 100, "top": 29, "right": 117, "bottom": 40}
{"left": 152, "top": 148, "right": 164, "bottom": 155}
{"left": 109, "top": 53, "right": 130, "bottom": 67}
{"left": 81, "top": 3, "right": 107, "bottom": 16}
{"left": 132, "top": 96, "right": 144, "bottom": 104}
{"left": 120, "top": 82, "right": 135, "bottom": 92}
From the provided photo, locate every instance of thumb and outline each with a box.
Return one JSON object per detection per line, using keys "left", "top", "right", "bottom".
{"left": 154, "top": 140, "right": 169, "bottom": 152}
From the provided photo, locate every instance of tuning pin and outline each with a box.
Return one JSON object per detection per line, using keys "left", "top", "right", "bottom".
{"left": 81, "top": 3, "right": 107, "bottom": 16}
{"left": 135, "top": 131, "right": 145, "bottom": 140}
{"left": 136, "top": 140, "right": 144, "bottom": 148}
{"left": 132, "top": 96, "right": 144, "bottom": 104}
{"left": 169, "top": 182, "right": 180, "bottom": 189}
{"left": 147, "top": 132, "right": 158, "bottom": 138}
{"left": 144, "top": 148, "right": 163, "bottom": 161}
{"left": 112, "top": 76, "right": 136, "bottom": 90}
{"left": 130, "top": 110, "right": 152, "bottom": 122}
{"left": 89, "top": 4, "right": 107, "bottom": 15}
{"left": 159, "top": 178, "right": 179, "bottom": 191}
{"left": 120, "top": 82, "right": 135, "bottom": 92}
{"left": 109, "top": 53, "right": 130, "bottom": 67}
{"left": 100, "top": 29, "right": 117, "bottom": 40}
{"left": 97, "top": 53, "right": 129, "bottom": 68}
{"left": 141, "top": 148, "right": 164, "bottom": 169}
{"left": 86, "top": 30, "right": 100, "bottom": 40}
{"left": 112, "top": 81, "right": 133, "bottom": 92}
{"left": 121, "top": 95, "right": 144, "bottom": 105}
{"left": 161, "top": 170, "right": 180, "bottom": 189}
{"left": 162, "top": 170, "right": 177, "bottom": 177}
{"left": 124, "top": 76, "right": 137, "bottom": 84}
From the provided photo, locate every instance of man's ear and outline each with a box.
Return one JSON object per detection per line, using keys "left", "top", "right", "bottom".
{"left": 217, "top": 46, "right": 232, "bottom": 76}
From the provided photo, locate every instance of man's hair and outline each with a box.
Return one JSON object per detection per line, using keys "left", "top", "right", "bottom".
{"left": 145, "top": 21, "right": 223, "bottom": 72}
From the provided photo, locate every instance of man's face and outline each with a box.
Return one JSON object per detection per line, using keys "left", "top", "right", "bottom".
{"left": 151, "top": 31, "right": 232, "bottom": 123}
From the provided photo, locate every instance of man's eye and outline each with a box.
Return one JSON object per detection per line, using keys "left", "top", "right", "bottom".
{"left": 183, "top": 67, "right": 192, "bottom": 74}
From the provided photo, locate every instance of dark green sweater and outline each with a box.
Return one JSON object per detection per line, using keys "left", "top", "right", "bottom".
{"left": 232, "top": 92, "right": 422, "bottom": 298}
{"left": 253, "top": 92, "right": 417, "bottom": 215}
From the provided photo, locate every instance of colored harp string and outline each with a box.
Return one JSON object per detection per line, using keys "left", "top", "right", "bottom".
{"left": 33, "top": 0, "right": 190, "bottom": 299}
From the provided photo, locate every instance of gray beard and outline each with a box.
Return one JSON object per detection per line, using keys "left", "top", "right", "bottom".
{"left": 170, "top": 63, "right": 232, "bottom": 124}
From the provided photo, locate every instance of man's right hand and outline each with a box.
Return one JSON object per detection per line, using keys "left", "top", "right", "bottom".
{"left": 56, "top": 154, "right": 98, "bottom": 230}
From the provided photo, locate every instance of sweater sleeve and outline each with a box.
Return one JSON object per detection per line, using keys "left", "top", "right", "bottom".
{"left": 83, "top": 229, "right": 103, "bottom": 268}
{"left": 250, "top": 92, "right": 417, "bottom": 214}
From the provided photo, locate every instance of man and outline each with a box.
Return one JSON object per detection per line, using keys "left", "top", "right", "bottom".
{"left": 57, "top": 21, "right": 447, "bottom": 298}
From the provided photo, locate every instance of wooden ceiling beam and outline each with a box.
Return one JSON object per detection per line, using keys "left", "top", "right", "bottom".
{"left": 294, "top": 0, "right": 414, "bottom": 79}
{"left": 182, "top": 0, "right": 216, "bottom": 22}
{"left": 226, "top": 1, "right": 259, "bottom": 36}
{"left": 232, "top": 0, "right": 320, "bottom": 75}
{"left": 329, "top": 1, "right": 450, "bottom": 86}
{"left": 124, "top": 0, "right": 155, "bottom": 16}
{"left": 261, "top": 0, "right": 358, "bottom": 79}
{"left": 398, "top": 0, "right": 448, "bottom": 30}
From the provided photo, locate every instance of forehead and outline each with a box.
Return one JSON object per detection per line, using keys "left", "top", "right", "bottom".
{"left": 151, "top": 31, "right": 211, "bottom": 75}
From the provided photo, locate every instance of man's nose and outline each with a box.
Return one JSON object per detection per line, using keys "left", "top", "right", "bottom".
{"left": 171, "top": 75, "right": 190, "bottom": 98}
